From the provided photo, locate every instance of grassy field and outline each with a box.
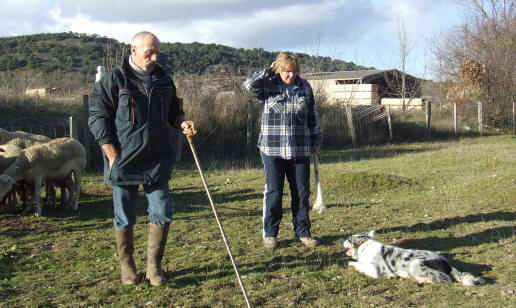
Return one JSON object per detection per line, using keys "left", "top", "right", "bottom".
{"left": 1, "top": 135, "right": 515, "bottom": 307}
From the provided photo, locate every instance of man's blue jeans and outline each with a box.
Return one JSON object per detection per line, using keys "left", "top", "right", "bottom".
{"left": 260, "top": 152, "right": 312, "bottom": 238}
{"left": 112, "top": 181, "right": 173, "bottom": 229}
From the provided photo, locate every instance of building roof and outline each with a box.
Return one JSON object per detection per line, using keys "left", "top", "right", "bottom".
{"left": 301, "top": 69, "right": 426, "bottom": 83}
{"left": 302, "top": 69, "right": 401, "bottom": 81}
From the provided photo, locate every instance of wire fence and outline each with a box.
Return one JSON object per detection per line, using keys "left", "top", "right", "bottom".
{"left": 352, "top": 105, "right": 389, "bottom": 144}
{"left": 1, "top": 100, "right": 513, "bottom": 171}
{"left": 3, "top": 117, "right": 71, "bottom": 139}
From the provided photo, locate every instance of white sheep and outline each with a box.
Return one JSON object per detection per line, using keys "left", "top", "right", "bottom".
{"left": 0, "top": 144, "right": 23, "bottom": 211}
{"left": 43, "top": 176, "right": 76, "bottom": 211}
{"left": 6, "top": 136, "right": 63, "bottom": 208}
{"left": 0, "top": 142, "right": 55, "bottom": 213}
{"left": 6, "top": 136, "right": 52, "bottom": 149}
{"left": 0, "top": 137, "right": 86, "bottom": 216}
{"left": 0, "top": 144, "right": 22, "bottom": 169}
{"left": 0, "top": 129, "right": 74, "bottom": 212}
{"left": 0, "top": 128, "right": 51, "bottom": 145}
{"left": 0, "top": 143, "right": 46, "bottom": 213}
{"left": 1, "top": 131, "right": 73, "bottom": 211}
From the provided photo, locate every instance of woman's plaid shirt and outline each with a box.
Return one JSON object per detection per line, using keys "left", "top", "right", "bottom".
{"left": 244, "top": 68, "right": 322, "bottom": 159}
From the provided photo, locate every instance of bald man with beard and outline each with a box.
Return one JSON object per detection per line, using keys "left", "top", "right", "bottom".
{"left": 89, "top": 31, "right": 194, "bottom": 286}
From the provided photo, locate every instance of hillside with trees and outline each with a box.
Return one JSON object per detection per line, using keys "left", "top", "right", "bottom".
{"left": 0, "top": 32, "right": 372, "bottom": 75}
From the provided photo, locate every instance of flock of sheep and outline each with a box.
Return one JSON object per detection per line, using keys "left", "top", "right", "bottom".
{"left": 0, "top": 128, "right": 86, "bottom": 216}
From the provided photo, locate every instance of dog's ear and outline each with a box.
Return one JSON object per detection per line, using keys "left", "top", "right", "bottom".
{"left": 354, "top": 236, "right": 367, "bottom": 247}
{"left": 367, "top": 230, "right": 376, "bottom": 238}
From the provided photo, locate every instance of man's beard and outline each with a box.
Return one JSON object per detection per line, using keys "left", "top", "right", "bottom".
{"left": 142, "top": 63, "right": 155, "bottom": 74}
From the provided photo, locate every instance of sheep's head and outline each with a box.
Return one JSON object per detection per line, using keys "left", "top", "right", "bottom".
{"left": 0, "top": 174, "right": 16, "bottom": 199}
{"left": 0, "top": 128, "right": 11, "bottom": 144}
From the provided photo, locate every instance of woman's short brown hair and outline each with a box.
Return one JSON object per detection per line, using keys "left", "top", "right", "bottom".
{"left": 273, "top": 52, "right": 300, "bottom": 75}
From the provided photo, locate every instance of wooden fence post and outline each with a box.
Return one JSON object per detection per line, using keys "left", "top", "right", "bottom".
{"left": 345, "top": 104, "right": 357, "bottom": 146}
{"left": 174, "top": 129, "right": 183, "bottom": 166}
{"left": 69, "top": 116, "right": 78, "bottom": 139}
{"left": 425, "top": 100, "right": 432, "bottom": 140}
{"left": 247, "top": 100, "right": 254, "bottom": 156}
{"left": 454, "top": 102, "right": 458, "bottom": 137}
{"left": 82, "top": 95, "right": 91, "bottom": 171}
{"left": 175, "top": 98, "right": 184, "bottom": 165}
{"left": 386, "top": 105, "right": 393, "bottom": 143}
{"left": 478, "top": 101, "right": 483, "bottom": 136}
{"left": 513, "top": 102, "right": 516, "bottom": 134}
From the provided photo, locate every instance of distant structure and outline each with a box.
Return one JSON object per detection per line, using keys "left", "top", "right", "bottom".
{"left": 25, "top": 88, "right": 58, "bottom": 97}
{"left": 303, "top": 69, "right": 423, "bottom": 109}
{"left": 95, "top": 66, "right": 105, "bottom": 83}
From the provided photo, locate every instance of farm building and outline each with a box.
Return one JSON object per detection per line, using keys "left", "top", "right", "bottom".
{"left": 303, "top": 69, "right": 424, "bottom": 109}
{"left": 25, "top": 87, "right": 58, "bottom": 97}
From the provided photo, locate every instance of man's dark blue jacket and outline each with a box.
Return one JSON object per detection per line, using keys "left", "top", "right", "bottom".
{"left": 88, "top": 56, "right": 184, "bottom": 186}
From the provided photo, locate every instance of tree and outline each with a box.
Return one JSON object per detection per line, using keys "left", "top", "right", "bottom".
{"left": 398, "top": 17, "right": 409, "bottom": 110}
{"left": 26, "top": 55, "right": 40, "bottom": 69}
{"left": 382, "top": 16, "right": 424, "bottom": 114}
{"left": 0, "top": 54, "right": 20, "bottom": 70}
{"left": 434, "top": 0, "right": 515, "bottom": 127}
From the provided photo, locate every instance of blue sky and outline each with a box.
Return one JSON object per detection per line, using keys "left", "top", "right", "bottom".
{"left": 0, "top": 0, "right": 465, "bottom": 78}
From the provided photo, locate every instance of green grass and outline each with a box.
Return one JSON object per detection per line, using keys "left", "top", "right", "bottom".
{"left": 1, "top": 135, "right": 515, "bottom": 307}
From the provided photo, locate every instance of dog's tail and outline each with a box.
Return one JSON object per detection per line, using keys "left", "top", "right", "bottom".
{"left": 450, "top": 267, "right": 486, "bottom": 286}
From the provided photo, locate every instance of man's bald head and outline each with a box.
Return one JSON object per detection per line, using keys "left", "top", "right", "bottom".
{"left": 131, "top": 31, "right": 160, "bottom": 48}
{"left": 130, "top": 31, "right": 160, "bottom": 74}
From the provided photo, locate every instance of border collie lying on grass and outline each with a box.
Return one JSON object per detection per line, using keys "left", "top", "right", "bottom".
{"left": 343, "top": 231, "right": 486, "bottom": 286}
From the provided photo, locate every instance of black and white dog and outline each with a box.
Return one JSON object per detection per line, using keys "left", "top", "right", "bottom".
{"left": 343, "top": 231, "right": 486, "bottom": 286}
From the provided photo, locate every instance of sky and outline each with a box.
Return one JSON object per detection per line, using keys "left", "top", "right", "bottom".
{"left": 0, "top": 0, "right": 465, "bottom": 78}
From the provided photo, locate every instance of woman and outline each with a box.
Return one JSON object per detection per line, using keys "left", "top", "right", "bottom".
{"left": 243, "top": 52, "right": 322, "bottom": 249}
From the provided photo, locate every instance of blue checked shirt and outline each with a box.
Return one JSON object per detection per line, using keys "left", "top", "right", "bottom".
{"left": 244, "top": 67, "right": 322, "bottom": 159}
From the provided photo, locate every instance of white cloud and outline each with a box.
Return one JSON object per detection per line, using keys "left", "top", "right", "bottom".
{"left": 0, "top": 0, "right": 57, "bottom": 36}
{"left": 0, "top": 0, "right": 464, "bottom": 77}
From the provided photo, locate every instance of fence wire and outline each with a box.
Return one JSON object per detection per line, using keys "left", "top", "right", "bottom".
{"left": 352, "top": 105, "right": 389, "bottom": 144}
{"left": 319, "top": 104, "right": 389, "bottom": 147}
{"left": 4, "top": 117, "right": 71, "bottom": 139}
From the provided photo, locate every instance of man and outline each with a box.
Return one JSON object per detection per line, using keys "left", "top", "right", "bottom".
{"left": 88, "top": 31, "right": 194, "bottom": 286}
{"left": 243, "top": 52, "right": 322, "bottom": 249}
